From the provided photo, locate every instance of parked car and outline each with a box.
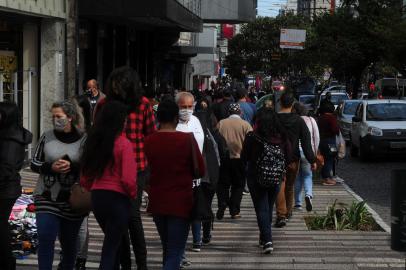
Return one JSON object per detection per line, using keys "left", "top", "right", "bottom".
{"left": 357, "top": 92, "right": 369, "bottom": 100}
{"left": 321, "top": 85, "right": 346, "bottom": 95}
{"left": 318, "top": 92, "right": 350, "bottom": 110}
{"left": 375, "top": 78, "right": 406, "bottom": 100}
{"left": 350, "top": 100, "right": 406, "bottom": 160}
{"left": 337, "top": 100, "right": 362, "bottom": 140}
{"left": 298, "top": 94, "right": 316, "bottom": 115}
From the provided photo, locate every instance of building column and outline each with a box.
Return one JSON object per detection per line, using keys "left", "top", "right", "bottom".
{"left": 40, "top": 19, "right": 65, "bottom": 133}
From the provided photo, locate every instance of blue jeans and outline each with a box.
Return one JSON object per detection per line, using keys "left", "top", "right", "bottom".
{"left": 36, "top": 213, "right": 83, "bottom": 270}
{"left": 294, "top": 150, "right": 313, "bottom": 206}
{"left": 153, "top": 215, "right": 190, "bottom": 270}
{"left": 192, "top": 221, "right": 201, "bottom": 244}
{"left": 320, "top": 137, "right": 337, "bottom": 179}
{"left": 247, "top": 178, "right": 280, "bottom": 244}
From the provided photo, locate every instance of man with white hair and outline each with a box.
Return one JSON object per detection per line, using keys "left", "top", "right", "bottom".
{"left": 175, "top": 92, "right": 205, "bottom": 261}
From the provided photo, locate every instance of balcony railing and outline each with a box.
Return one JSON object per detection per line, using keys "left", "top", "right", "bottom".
{"left": 176, "top": 0, "right": 202, "bottom": 17}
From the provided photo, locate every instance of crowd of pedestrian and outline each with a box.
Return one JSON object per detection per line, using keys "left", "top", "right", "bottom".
{"left": 0, "top": 66, "right": 345, "bottom": 270}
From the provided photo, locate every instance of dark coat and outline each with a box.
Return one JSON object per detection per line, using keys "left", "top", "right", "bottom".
{"left": 0, "top": 127, "right": 32, "bottom": 199}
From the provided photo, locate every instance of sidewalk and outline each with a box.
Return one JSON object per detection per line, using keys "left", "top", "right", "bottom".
{"left": 17, "top": 170, "right": 405, "bottom": 270}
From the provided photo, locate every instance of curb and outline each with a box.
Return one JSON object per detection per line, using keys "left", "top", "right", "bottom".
{"left": 337, "top": 176, "right": 391, "bottom": 233}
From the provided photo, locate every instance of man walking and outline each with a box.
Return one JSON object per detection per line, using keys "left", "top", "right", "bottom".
{"left": 275, "top": 92, "right": 317, "bottom": 227}
{"left": 86, "top": 79, "right": 105, "bottom": 114}
{"left": 217, "top": 103, "right": 252, "bottom": 219}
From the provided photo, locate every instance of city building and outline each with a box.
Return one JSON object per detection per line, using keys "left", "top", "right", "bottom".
{"left": 297, "top": 0, "right": 336, "bottom": 17}
{"left": 0, "top": 0, "right": 67, "bottom": 151}
{"left": 78, "top": 0, "right": 203, "bottom": 94}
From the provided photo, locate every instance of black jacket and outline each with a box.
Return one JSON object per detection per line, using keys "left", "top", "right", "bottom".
{"left": 278, "top": 113, "right": 316, "bottom": 163}
{"left": 212, "top": 99, "right": 233, "bottom": 122}
{"left": 0, "top": 127, "right": 32, "bottom": 199}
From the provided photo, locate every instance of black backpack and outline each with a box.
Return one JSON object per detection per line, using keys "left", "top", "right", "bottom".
{"left": 254, "top": 135, "right": 286, "bottom": 188}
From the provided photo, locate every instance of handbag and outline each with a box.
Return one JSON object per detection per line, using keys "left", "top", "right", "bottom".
{"left": 189, "top": 133, "right": 212, "bottom": 222}
{"left": 309, "top": 117, "right": 324, "bottom": 167}
{"left": 336, "top": 131, "right": 346, "bottom": 159}
{"left": 69, "top": 183, "right": 92, "bottom": 215}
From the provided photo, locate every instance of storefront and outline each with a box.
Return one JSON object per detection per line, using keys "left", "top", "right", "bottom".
{"left": 0, "top": 0, "right": 66, "bottom": 157}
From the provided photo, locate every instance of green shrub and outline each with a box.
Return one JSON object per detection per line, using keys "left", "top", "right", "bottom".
{"left": 305, "top": 200, "right": 382, "bottom": 231}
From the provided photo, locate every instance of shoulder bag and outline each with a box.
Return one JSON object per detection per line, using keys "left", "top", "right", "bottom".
{"left": 69, "top": 182, "right": 92, "bottom": 215}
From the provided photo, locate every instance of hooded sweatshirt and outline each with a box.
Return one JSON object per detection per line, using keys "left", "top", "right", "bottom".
{"left": 278, "top": 113, "right": 316, "bottom": 164}
{"left": 0, "top": 126, "right": 33, "bottom": 199}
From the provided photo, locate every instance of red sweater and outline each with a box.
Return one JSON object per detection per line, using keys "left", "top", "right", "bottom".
{"left": 81, "top": 135, "right": 137, "bottom": 199}
{"left": 318, "top": 113, "right": 340, "bottom": 139}
{"left": 145, "top": 131, "right": 205, "bottom": 219}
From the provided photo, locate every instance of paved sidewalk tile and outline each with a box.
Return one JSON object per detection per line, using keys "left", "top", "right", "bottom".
{"left": 17, "top": 170, "right": 405, "bottom": 269}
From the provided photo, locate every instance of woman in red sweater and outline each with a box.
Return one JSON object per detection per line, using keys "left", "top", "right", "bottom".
{"left": 145, "top": 99, "right": 205, "bottom": 270}
{"left": 317, "top": 103, "right": 340, "bottom": 186}
{"left": 80, "top": 101, "right": 137, "bottom": 269}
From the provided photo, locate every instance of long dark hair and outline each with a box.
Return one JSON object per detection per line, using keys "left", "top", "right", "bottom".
{"left": 80, "top": 101, "right": 129, "bottom": 179}
{"left": 105, "top": 66, "right": 143, "bottom": 111}
{"left": 0, "top": 102, "right": 21, "bottom": 130}
{"left": 255, "top": 107, "right": 286, "bottom": 140}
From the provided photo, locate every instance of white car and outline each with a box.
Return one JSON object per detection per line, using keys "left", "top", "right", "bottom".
{"left": 350, "top": 100, "right": 406, "bottom": 160}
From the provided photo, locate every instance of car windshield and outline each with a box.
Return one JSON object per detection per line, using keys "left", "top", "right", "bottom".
{"left": 321, "top": 94, "right": 348, "bottom": 105}
{"left": 343, "top": 102, "right": 361, "bottom": 115}
{"left": 299, "top": 96, "right": 315, "bottom": 104}
{"left": 366, "top": 103, "right": 406, "bottom": 121}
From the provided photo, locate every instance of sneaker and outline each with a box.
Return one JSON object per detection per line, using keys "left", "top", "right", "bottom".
{"left": 216, "top": 207, "right": 225, "bottom": 220}
{"left": 274, "top": 218, "right": 287, "bottom": 228}
{"left": 202, "top": 236, "right": 211, "bottom": 245}
{"left": 286, "top": 212, "right": 292, "bottom": 221}
{"left": 294, "top": 205, "right": 303, "bottom": 211}
{"left": 259, "top": 239, "right": 265, "bottom": 247}
{"left": 242, "top": 188, "right": 250, "bottom": 195}
{"left": 191, "top": 243, "right": 201, "bottom": 252}
{"left": 305, "top": 196, "right": 313, "bottom": 212}
{"left": 322, "top": 179, "right": 336, "bottom": 186}
{"left": 75, "top": 258, "right": 87, "bottom": 270}
{"left": 231, "top": 214, "right": 241, "bottom": 219}
{"left": 263, "top": 242, "right": 274, "bottom": 254}
{"left": 180, "top": 259, "right": 192, "bottom": 269}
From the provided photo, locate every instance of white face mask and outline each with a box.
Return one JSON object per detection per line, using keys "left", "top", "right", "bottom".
{"left": 179, "top": 109, "right": 193, "bottom": 122}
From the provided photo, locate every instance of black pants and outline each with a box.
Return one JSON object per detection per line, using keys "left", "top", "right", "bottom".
{"left": 0, "top": 198, "right": 17, "bottom": 270}
{"left": 217, "top": 158, "right": 246, "bottom": 216}
{"left": 92, "top": 190, "right": 131, "bottom": 270}
{"left": 201, "top": 183, "right": 215, "bottom": 239}
{"left": 120, "top": 170, "right": 148, "bottom": 269}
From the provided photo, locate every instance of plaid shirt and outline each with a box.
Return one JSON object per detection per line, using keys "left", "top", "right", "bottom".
{"left": 125, "top": 97, "right": 157, "bottom": 172}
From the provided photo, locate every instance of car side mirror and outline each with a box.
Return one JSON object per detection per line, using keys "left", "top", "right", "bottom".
{"left": 352, "top": 116, "right": 361, "bottom": 122}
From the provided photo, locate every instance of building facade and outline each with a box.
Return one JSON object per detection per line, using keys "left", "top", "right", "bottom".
{"left": 298, "top": 0, "right": 334, "bottom": 17}
{"left": 0, "top": 0, "right": 67, "bottom": 154}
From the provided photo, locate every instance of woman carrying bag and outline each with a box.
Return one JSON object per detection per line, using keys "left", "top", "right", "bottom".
{"left": 145, "top": 99, "right": 205, "bottom": 270}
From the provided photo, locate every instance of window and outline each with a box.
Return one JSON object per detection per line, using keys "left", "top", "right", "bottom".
{"left": 366, "top": 103, "right": 406, "bottom": 121}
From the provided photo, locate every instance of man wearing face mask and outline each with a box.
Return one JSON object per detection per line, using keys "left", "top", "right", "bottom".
{"left": 85, "top": 79, "right": 105, "bottom": 115}
{"left": 175, "top": 92, "right": 205, "bottom": 266}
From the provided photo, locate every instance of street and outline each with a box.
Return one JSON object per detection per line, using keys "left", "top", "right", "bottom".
{"left": 337, "top": 148, "right": 406, "bottom": 227}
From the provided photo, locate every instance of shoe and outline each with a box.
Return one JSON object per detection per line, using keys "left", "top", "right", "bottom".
{"left": 305, "top": 196, "right": 313, "bottom": 212}
{"left": 263, "top": 242, "right": 274, "bottom": 254}
{"left": 259, "top": 239, "right": 265, "bottom": 247}
{"left": 275, "top": 218, "right": 287, "bottom": 228}
{"left": 242, "top": 188, "right": 250, "bottom": 195}
{"left": 294, "top": 205, "right": 303, "bottom": 211}
{"left": 286, "top": 212, "right": 292, "bottom": 221}
{"left": 191, "top": 242, "right": 201, "bottom": 252}
{"left": 202, "top": 236, "right": 211, "bottom": 245}
{"left": 322, "top": 179, "right": 336, "bottom": 186}
{"left": 216, "top": 207, "right": 225, "bottom": 220}
{"left": 180, "top": 259, "right": 192, "bottom": 269}
{"left": 75, "top": 258, "right": 86, "bottom": 270}
{"left": 231, "top": 214, "right": 241, "bottom": 219}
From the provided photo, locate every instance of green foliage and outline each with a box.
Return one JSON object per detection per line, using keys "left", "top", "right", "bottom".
{"left": 225, "top": 0, "right": 406, "bottom": 93}
{"left": 305, "top": 200, "right": 382, "bottom": 231}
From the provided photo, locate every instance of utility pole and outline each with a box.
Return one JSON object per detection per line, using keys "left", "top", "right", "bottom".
{"left": 66, "top": 0, "right": 79, "bottom": 98}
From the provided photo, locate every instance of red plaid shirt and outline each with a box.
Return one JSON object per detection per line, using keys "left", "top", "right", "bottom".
{"left": 125, "top": 97, "right": 157, "bottom": 171}
{"left": 95, "top": 97, "right": 156, "bottom": 172}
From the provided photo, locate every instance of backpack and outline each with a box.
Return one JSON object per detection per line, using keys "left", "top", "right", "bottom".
{"left": 254, "top": 135, "right": 286, "bottom": 188}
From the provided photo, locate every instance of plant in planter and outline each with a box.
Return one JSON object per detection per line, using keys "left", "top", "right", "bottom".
{"left": 305, "top": 200, "right": 382, "bottom": 231}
